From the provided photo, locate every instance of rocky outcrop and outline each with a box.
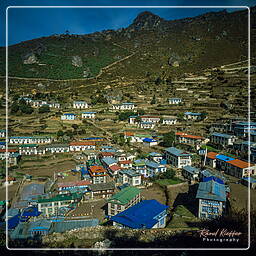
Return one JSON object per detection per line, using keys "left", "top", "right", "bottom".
{"left": 71, "top": 56, "right": 83, "bottom": 67}
{"left": 22, "top": 53, "right": 38, "bottom": 64}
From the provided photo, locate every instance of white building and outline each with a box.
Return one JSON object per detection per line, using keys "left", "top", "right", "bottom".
{"left": 9, "top": 136, "right": 52, "bottom": 145}
{"left": 139, "top": 122, "right": 156, "bottom": 129}
{"left": 112, "top": 102, "right": 135, "bottom": 111}
{"left": 69, "top": 141, "right": 96, "bottom": 151}
{"left": 31, "top": 100, "right": 48, "bottom": 108}
{"left": 48, "top": 102, "right": 60, "bottom": 108}
{"left": 169, "top": 98, "right": 182, "bottom": 105}
{"left": 165, "top": 147, "right": 192, "bottom": 168}
{"left": 210, "top": 132, "right": 237, "bottom": 146}
{"left": 117, "top": 169, "right": 142, "bottom": 186}
{"left": 73, "top": 101, "right": 88, "bottom": 109}
{"left": 162, "top": 116, "right": 177, "bottom": 125}
{"left": 81, "top": 112, "right": 96, "bottom": 119}
{"left": 140, "top": 116, "right": 160, "bottom": 123}
{"left": 0, "top": 129, "right": 6, "bottom": 138}
{"left": 143, "top": 138, "right": 158, "bottom": 147}
{"left": 184, "top": 112, "right": 203, "bottom": 121}
{"left": 45, "top": 144, "right": 70, "bottom": 154}
{"left": 61, "top": 113, "right": 76, "bottom": 121}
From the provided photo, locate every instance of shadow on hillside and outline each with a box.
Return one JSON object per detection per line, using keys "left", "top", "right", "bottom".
{"left": 172, "top": 184, "right": 199, "bottom": 216}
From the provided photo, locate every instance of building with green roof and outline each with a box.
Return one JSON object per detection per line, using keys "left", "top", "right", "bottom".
{"left": 37, "top": 193, "right": 82, "bottom": 217}
{"left": 107, "top": 186, "right": 141, "bottom": 217}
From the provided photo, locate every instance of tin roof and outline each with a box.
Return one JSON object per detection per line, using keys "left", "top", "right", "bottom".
{"left": 111, "top": 200, "right": 168, "bottom": 229}
{"left": 227, "top": 159, "right": 254, "bottom": 169}
{"left": 108, "top": 186, "right": 140, "bottom": 205}
{"left": 196, "top": 180, "right": 226, "bottom": 202}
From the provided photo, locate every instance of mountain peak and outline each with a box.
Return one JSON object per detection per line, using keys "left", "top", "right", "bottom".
{"left": 128, "top": 11, "right": 167, "bottom": 31}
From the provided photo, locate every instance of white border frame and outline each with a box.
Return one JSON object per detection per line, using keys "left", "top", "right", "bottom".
{"left": 5, "top": 5, "right": 251, "bottom": 251}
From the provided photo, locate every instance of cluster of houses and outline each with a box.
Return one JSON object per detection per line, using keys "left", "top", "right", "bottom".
{"left": 19, "top": 98, "right": 91, "bottom": 110}
{"left": 128, "top": 115, "right": 177, "bottom": 129}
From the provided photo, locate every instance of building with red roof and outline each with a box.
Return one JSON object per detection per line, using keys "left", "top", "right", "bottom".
{"left": 226, "top": 159, "right": 256, "bottom": 178}
{"left": 119, "top": 160, "right": 132, "bottom": 169}
{"left": 88, "top": 165, "right": 107, "bottom": 184}
{"left": 205, "top": 152, "right": 219, "bottom": 168}
{"left": 69, "top": 141, "right": 96, "bottom": 152}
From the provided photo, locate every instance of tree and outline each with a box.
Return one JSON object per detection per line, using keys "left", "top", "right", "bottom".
{"left": 137, "top": 109, "right": 145, "bottom": 115}
{"left": 38, "top": 105, "right": 50, "bottom": 113}
{"left": 155, "top": 76, "right": 162, "bottom": 85}
{"left": 162, "top": 168, "right": 175, "bottom": 179}
{"left": 57, "top": 130, "right": 64, "bottom": 138}
{"left": 150, "top": 95, "right": 157, "bottom": 105}
{"left": 163, "top": 131, "right": 175, "bottom": 147}
{"left": 177, "top": 112, "right": 184, "bottom": 121}
{"left": 118, "top": 111, "right": 135, "bottom": 121}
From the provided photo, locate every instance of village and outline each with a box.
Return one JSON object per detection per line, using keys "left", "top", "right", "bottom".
{"left": 0, "top": 56, "right": 255, "bottom": 246}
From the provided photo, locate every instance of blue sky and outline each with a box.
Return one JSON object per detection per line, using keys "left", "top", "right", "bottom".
{"left": 0, "top": 0, "right": 255, "bottom": 46}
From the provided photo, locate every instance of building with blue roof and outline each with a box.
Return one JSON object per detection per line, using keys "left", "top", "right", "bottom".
{"left": 241, "top": 177, "right": 256, "bottom": 189}
{"left": 182, "top": 165, "right": 200, "bottom": 181}
{"left": 196, "top": 180, "right": 226, "bottom": 219}
{"left": 148, "top": 152, "right": 163, "bottom": 163}
{"left": 231, "top": 121, "right": 256, "bottom": 137}
{"left": 61, "top": 113, "right": 76, "bottom": 121}
{"left": 165, "top": 147, "right": 192, "bottom": 168}
{"left": 184, "top": 112, "right": 203, "bottom": 121}
{"left": 216, "top": 154, "right": 235, "bottom": 171}
{"left": 101, "top": 156, "right": 118, "bottom": 167}
{"left": 210, "top": 132, "right": 237, "bottom": 146}
{"left": 111, "top": 199, "right": 168, "bottom": 229}
{"left": 143, "top": 138, "right": 158, "bottom": 147}
{"left": 146, "top": 160, "right": 166, "bottom": 177}
{"left": 203, "top": 176, "right": 224, "bottom": 185}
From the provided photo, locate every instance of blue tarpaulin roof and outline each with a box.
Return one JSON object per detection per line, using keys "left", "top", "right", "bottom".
{"left": 143, "top": 138, "right": 157, "bottom": 143}
{"left": 203, "top": 176, "right": 224, "bottom": 184}
{"left": 21, "top": 206, "right": 41, "bottom": 218}
{"left": 7, "top": 214, "right": 21, "bottom": 229}
{"left": 111, "top": 200, "right": 168, "bottom": 229}
{"left": 216, "top": 154, "right": 235, "bottom": 162}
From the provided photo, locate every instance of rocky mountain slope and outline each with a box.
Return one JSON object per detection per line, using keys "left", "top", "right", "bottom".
{"left": 0, "top": 7, "right": 255, "bottom": 80}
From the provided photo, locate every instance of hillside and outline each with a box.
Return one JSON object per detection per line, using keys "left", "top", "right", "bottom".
{"left": 0, "top": 7, "right": 255, "bottom": 80}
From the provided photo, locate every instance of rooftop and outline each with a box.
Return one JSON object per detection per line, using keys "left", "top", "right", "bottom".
{"left": 120, "top": 169, "right": 141, "bottom": 177}
{"left": 111, "top": 200, "right": 168, "bottom": 229}
{"left": 70, "top": 141, "right": 95, "bottom": 146}
{"left": 101, "top": 156, "right": 117, "bottom": 166}
{"left": 37, "top": 193, "right": 82, "bottom": 203}
{"left": 108, "top": 186, "right": 140, "bottom": 205}
{"left": 143, "top": 138, "right": 157, "bottom": 143}
{"left": 196, "top": 180, "right": 226, "bottom": 202}
{"left": 184, "top": 112, "right": 202, "bottom": 116}
{"left": 165, "top": 147, "right": 191, "bottom": 157}
{"left": 216, "top": 154, "right": 235, "bottom": 162}
{"left": 227, "top": 159, "right": 254, "bottom": 169}
{"left": 183, "top": 165, "right": 200, "bottom": 175}
{"left": 206, "top": 152, "right": 218, "bottom": 160}
{"left": 89, "top": 182, "right": 115, "bottom": 192}
{"left": 211, "top": 132, "right": 234, "bottom": 138}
